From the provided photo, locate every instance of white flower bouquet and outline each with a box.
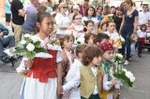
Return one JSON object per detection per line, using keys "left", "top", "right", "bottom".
{"left": 146, "top": 33, "right": 150, "bottom": 38}
{"left": 13, "top": 34, "right": 48, "bottom": 59}
{"left": 111, "top": 53, "right": 135, "bottom": 88}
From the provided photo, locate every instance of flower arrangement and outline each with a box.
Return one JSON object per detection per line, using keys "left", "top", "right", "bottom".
{"left": 13, "top": 34, "right": 48, "bottom": 59}
{"left": 146, "top": 33, "right": 150, "bottom": 39}
{"left": 111, "top": 53, "right": 135, "bottom": 88}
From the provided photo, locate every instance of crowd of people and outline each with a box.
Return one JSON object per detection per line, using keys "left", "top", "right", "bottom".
{"left": 0, "top": 0, "right": 150, "bottom": 99}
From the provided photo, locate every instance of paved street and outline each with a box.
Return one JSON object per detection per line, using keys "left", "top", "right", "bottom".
{"left": 0, "top": 51, "right": 150, "bottom": 99}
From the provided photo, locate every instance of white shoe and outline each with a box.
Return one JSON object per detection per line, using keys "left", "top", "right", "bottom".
{"left": 124, "top": 60, "right": 129, "bottom": 65}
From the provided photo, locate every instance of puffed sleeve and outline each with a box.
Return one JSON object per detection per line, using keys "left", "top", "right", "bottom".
{"left": 63, "top": 68, "right": 81, "bottom": 92}
{"left": 103, "top": 74, "right": 113, "bottom": 91}
{"left": 16, "top": 57, "right": 28, "bottom": 73}
{"left": 56, "top": 51, "right": 63, "bottom": 63}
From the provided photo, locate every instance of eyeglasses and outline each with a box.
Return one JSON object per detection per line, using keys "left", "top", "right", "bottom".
{"left": 75, "top": 18, "right": 82, "bottom": 20}
{"left": 63, "top": 6, "right": 67, "bottom": 9}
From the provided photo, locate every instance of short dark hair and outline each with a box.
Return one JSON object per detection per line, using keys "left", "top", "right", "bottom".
{"left": 85, "top": 6, "right": 96, "bottom": 17}
{"left": 96, "top": 33, "right": 110, "bottom": 43}
{"left": 75, "top": 44, "right": 87, "bottom": 57}
{"left": 82, "top": 46, "right": 101, "bottom": 65}
{"left": 140, "top": 24, "right": 147, "bottom": 31}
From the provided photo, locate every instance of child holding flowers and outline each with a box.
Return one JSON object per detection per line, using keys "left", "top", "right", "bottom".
{"left": 104, "top": 21, "right": 124, "bottom": 49}
{"left": 17, "top": 12, "right": 62, "bottom": 99}
{"left": 99, "top": 41, "right": 120, "bottom": 99}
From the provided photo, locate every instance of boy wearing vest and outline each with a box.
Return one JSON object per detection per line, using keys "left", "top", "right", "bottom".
{"left": 62, "top": 46, "right": 103, "bottom": 99}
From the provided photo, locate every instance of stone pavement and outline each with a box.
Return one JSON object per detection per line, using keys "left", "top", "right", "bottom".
{"left": 119, "top": 51, "right": 150, "bottom": 99}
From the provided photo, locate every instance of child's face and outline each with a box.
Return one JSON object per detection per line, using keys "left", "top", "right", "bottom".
{"left": 102, "top": 24, "right": 107, "bottom": 31}
{"left": 74, "top": 15, "right": 82, "bottom": 25}
{"left": 88, "top": 35, "right": 94, "bottom": 45}
{"left": 63, "top": 38, "right": 73, "bottom": 49}
{"left": 91, "top": 56, "right": 102, "bottom": 66}
{"left": 102, "top": 50, "right": 114, "bottom": 61}
{"left": 86, "top": 22, "right": 94, "bottom": 31}
{"left": 107, "top": 22, "right": 116, "bottom": 33}
{"left": 88, "top": 8, "right": 94, "bottom": 16}
{"left": 39, "top": 17, "right": 54, "bottom": 36}
{"left": 141, "top": 26, "right": 146, "bottom": 31}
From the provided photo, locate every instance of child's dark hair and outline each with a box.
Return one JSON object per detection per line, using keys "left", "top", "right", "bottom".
{"left": 59, "top": 34, "right": 74, "bottom": 49}
{"left": 72, "top": 14, "right": 82, "bottom": 20}
{"left": 106, "top": 20, "right": 115, "bottom": 27}
{"left": 85, "top": 6, "right": 96, "bottom": 17}
{"left": 84, "top": 33, "right": 96, "bottom": 44}
{"left": 37, "top": 12, "right": 52, "bottom": 24}
{"left": 96, "top": 33, "right": 110, "bottom": 43}
{"left": 140, "top": 24, "right": 147, "bottom": 31}
{"left": 36, "top": 12, "right": 53, "bottom": 32}
{"left": 82, "top": 46, "right": 101, "bottom": 65}
{"left": 75, "top": 44, "right": 87, "bottom": 57}
{"left": 83, "top": 20, "right": 94, "bottom": 32}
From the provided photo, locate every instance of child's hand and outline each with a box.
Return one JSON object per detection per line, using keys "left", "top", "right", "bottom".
{"left": 57, "top": 85, "right": 63, "bottom": 98}
{"left": 113, "top": 89, "right": 120, "bottom": 99}
{"left": 24, "top": 59, "right": 33, "bottom": 68}
{"left": 20, "top": 70, "right": 28, "bottom": 76}
{"left": 110, "top": 79, "right": 117, "bottom": 86}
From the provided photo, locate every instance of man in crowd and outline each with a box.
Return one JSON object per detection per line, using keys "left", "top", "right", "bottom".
{"left": 11, "top": 0, "right": 25, "bottom": 43}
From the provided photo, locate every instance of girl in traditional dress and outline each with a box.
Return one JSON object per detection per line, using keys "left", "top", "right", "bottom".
{"left": 59, "top": 34, "right": 75, "bottom": 99}
{"left": 17, "top": 12, "right": 62, "bottom": 99}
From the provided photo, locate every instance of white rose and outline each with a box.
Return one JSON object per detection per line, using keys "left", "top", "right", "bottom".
{"left": 130, "top": 76, "right": 135, "bottom": 82}
{"left": 20, "top": 40, "right": 26, "bottom": 45}
{"left": 125, "top": 71, "right": 133, "bottom": 79}
{"left": 31, "top": 36, "right": 38, "bottom": 43}
{"left": 116, "top": 53, "right": 123, "bottom": 59}
{"left": 24, "top": 34, "right": 31, "bottom": 38}
{"left": 26, "top": 43, "right": 35, "bottom": 51}
{"left": 147, "top": 33, "right": 150, "bottom": 37}
{"left": 122, "top": 68, "right": 127, "bottom": 73}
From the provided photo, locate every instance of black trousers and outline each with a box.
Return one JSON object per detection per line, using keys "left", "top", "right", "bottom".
{"left": 137, "top": 41, "right": 144, "bottom": 55}
{"left": 0, "top": 35, "right": 15, "bottom": 56}
{"left": 81, "top": 94, "right": 100, "bottom": 99}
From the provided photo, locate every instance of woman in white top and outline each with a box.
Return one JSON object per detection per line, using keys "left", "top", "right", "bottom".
{"left": 55, "top": 2, "right": 71, "bottom": 36}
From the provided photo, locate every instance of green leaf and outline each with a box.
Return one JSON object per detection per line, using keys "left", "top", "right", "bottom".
{"left": 34, "top": 47, "right": 47, "bottom": 53}
{"left": 34, "top": 41, "right": 41, "bottom": 47}
{"left": 113, "top": 72, "right": 133, "bottom": 88}
{"left": 26, "top": 51, "right": 35, "bottom": 59}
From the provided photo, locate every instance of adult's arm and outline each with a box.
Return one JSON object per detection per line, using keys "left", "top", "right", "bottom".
{"left": 119, "top": 15, "right": 125, "bottom": 33}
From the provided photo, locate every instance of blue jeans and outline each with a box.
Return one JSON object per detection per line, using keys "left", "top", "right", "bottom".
{"left": 121, "top": 36, "right": 131, "bottom": 60}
